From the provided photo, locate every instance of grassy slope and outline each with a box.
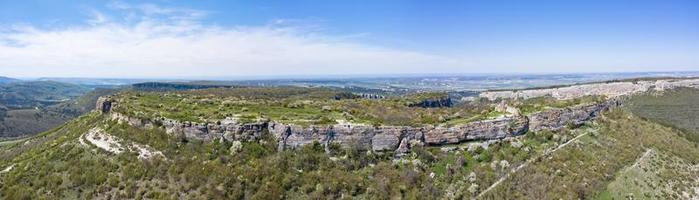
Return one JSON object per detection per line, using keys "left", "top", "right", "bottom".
{"left": 626, "top": 87, "right": 699, "bottom": 142}
{"left": 0, "top": 88, "right": 117, "bottom": 138}
{"left": 0, "top": 109, "right": 73, "bottom": 138}
{"left": 599, "top": 149, "right": 698, "bottom": 199}
{"left": 0, "top": 81, "right": 90, "bottom": 109}
{"left": 484, "top": 109, "right": 699, "bottom": 199}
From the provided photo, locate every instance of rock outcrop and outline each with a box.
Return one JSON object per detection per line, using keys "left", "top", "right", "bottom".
{"left": 480, "top": 79, "right": 699, "bottom": 100}
{"left": 528, "top": 100, "right": 619, "bottom": 131}
{"left": 95, "top": 97, "right": 617, "bottom": 155}
{"left": 424, "top": 117, "right": 528, "bottom": 145}
{"left": 409, "top": 97, "right": 452, "bottom": 108}
{"left": 96, "top": 97, "right": 112, "bottom": 113}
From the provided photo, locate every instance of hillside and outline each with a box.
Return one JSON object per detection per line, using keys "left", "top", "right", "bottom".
{"left": 626, "top": 87, "right": 699, "bottom": 142}
{"left": 0, "top": 81, "right": 90, "bottom": 109}
{"left": 0, "top": 84, "right": 696, "bottom": 199}
{"left": 0, "top": 81, "right": 117, "bottom": 138}
{"left": 0, "top": 77, "right": 20, "bottom": 84}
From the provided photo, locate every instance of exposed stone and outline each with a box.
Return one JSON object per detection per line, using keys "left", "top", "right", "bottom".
{"left": 499, "top": 160, "right": 510, "bottom": 170}
{"left": 371, "top": 133, "right": 400, "bottom": 151}
{"left": 95, "top": 97, "right": 113, "bottom": 113}
{"left": 480, "top": 79, "right": 699, "bottom": 100}
{"left": 423, "top": 116, "right": 528, "bottom": 145}
{"left": 97, "top": 96, "right": 619, "bottom": 155}
{"left": 528, "top": 100, "right": 619, "bottom": 131}
{"left": 510, "top": 140, "right": 524, "bottom": 148}
{"left": 468, "top": 172, "right": 477, "bottom": 183}
{"left": 408, "top": 97, "right": 452, "bottom": 108}
{"left": 321, "top": 105, "right": 332, "bottom": 111}
{"left": 468, "top": 184, "right": 479, "bottom": 194}
{"left": 229, "top": 141, "right": 242, "bottom": 155}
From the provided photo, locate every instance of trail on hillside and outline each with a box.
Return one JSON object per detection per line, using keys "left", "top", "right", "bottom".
{"left": 629, "top": 149, "right": 653, "bottom": 170}
{"left": 477, "top": 130, "right": 593, "bottom": 198}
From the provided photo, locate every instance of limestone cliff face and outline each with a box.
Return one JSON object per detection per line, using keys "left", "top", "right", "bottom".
{"left": 424, "top": 117, "right": 528, "bottom": 145}
{"left": 528, "top": 100, "right": 619, "bottom": 131}
{"left": 95, "top": 97, "right": 616, "bottom": 155}
{"left": 96, "top": 97, "right": 112, "bottom": 114}
{"left": 408, "top": 97, "right": 453, "bottom": 108}
{"left": 480, "top": 78, "right": 699, "bottom": 100}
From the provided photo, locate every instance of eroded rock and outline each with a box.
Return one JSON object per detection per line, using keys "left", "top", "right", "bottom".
{"left": 98, "top": 96, "right": 618, "bottom": 155}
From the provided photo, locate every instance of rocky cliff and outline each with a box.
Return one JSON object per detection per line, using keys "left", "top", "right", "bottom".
{"left": 96, "top": 97, "right": 617, "bottom": 155}
{"left": 529, "top": 100, "right": 620, "bottom": 131}
{"left": 408, "top": 97, "right": 453, "bottom": 108}
{"left": 480, "top": 78, "right": 699, "bottom": 100}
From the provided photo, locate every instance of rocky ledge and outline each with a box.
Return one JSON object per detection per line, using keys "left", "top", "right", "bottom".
{"left": 408, "top": 97, "right": 453, "bottom": 108}
{"left": 96, "top": 97, "right": 618, "bottom": 155}
{"left": 480, "top": 78, "right": 699, "bottom": 100}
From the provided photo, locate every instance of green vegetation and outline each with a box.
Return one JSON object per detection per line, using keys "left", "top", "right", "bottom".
{"left": 113, "top": 88, "right": 491, "bottom": 126}
{"left": 599, "top": 148, "right": 699, "bottom": 199}
{"left": 3, "top": 86, "right": 698, "bottom": 199}
{"left": 0, "top": 87, "right": 117, "bottom": 138}
{"left": 0, "top": 108, "right": 573, "bottom": 199}
{"left": 114, "top": 87, "right": 602, "bottom": 127}
{"left": 0, "top": 81, "right": 90, "bottom": 109}
{"left": 516, "top": 95, "right": 607, "bottom": 114}
{"left": 626, "top": 87, "right": 699, "bottom": 142}
{"left": 485, "top": 109, "right": 699, "bottom": 199}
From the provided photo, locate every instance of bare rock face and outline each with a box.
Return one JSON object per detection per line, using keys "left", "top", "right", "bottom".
{"left": 409, "top": 97, "right": 452, "bottom": 108}
{"left": 95, "top": 97, "right": 113, "bottom": 113}
{"left": 98, "top": 96, "right": 617, "bottom": 155}
{"left": 371, "top": 133, "right": 400, "bottom": 151}
{"left": 480, "top": 78, "right": 699, "bottom": 100}
{"left": 528, "top": 100, "right": 619, "bottom": 131}
{"left": 331, "top": 124, "right": 375, "bottom": 150}
{"left": 284, "top": 125, "right": 332, "bottom": 148}
{"left": 423, "top": 116, "right": 528, "bottom": 145}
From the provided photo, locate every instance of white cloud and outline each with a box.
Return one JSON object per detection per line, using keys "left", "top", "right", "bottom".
{"left": 0, "top": 3, "right": 464, "bottom": 78}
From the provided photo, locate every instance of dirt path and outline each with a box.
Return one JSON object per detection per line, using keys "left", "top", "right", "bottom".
{"left": 477, "top": 130, "right": 592, "bottom": 198}
{"left": 629, "top": 149, "right": 653, "bottom": 170}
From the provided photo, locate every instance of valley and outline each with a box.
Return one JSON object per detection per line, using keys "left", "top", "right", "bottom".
{"left": 0, "top": 79, "right": 117, "bottom": 138}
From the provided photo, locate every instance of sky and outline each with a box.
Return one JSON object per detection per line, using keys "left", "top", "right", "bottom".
{"left": 0, "top": 0, "right": 697, "bottom": 78}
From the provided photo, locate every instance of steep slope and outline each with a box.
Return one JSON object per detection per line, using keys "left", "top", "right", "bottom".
{"left": 0, "top": 87, "right": 118, "bottom": 138}
{"left": 626, "top": 87, "right": 699, "bottom": 142}
{"left": 599, "top": 148, "right": 699, "bottom": 199}
{"left": 0, "top": 81, "right": 90, "bottom": 109}
{"left": 479, "top": 109, "right": 699, "bottom": 199}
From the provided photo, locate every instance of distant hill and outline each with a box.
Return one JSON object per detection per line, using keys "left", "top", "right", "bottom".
{"left": 0, "top": 81, "right": 90, "bottom": 109}
{"left": 131, "top": 81, "right": 237, "bottom": 91}
{"left": 37, "top": 77, "right": 152, "bottom": 87}
{"left": 0, "top": 77, "right": 20, "bottom": 84}
{"left": 50, "top": 88, "right": 119, "bottom": 117}
{"left": 0, "top": 82, "right": 117, "bottom": 138}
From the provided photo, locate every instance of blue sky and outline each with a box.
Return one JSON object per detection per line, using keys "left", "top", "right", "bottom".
{"left": 0, "top": 0, "right": 697, "bottom": 78}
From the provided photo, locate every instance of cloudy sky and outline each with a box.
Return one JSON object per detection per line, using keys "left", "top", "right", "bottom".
{"left": 0, "top": 0, "right": 697, "bottom": 78}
